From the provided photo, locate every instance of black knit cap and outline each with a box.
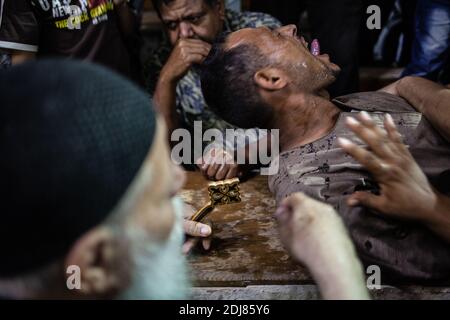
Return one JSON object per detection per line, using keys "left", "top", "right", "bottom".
{"left": 0, "top": 60, "right": 156, "bottom": 277}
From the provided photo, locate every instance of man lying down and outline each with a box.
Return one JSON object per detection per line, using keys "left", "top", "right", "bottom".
{"left": 199, "top": 25, "right": 450, "bottom": 283}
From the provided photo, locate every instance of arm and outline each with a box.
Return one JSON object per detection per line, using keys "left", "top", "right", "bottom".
{"left": 152, "top": 39, "right": 211, "bottom": 143}
{"left": 398, "top": 76, "right": 450, "bottom": 142}
{"left": 10, "top": 50, "right": 35, "bottom": 65}
{"left": 339, "top": 111, "right": 450, "bottom": 244}
{"left": 381, "top": 76, "right": 450, "bottom": 142}
{"left": 275, "top": 193, "right": 370, "bottom": 300}
{"left": 153, "top": 74, "right": 182, "bottom": 142}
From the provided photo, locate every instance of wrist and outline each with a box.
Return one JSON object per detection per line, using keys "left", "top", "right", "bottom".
{"left": 159, "top": 67, "right": 179, "bottom": 87}
{"left": 156, "top": 68, "right": 179, "bottom": 93}
{"left": 153, "top": 78, "right": 179, "bottom": 119}
{"left": 424, "top": 192, "right": 450, "bottom": 230}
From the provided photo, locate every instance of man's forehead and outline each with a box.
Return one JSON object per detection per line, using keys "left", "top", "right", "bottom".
{"left": 160, "top": 0, "right": 205, "bottom": 18}
{"left": 226, "top": 27, "right": 271, "bottom": 50}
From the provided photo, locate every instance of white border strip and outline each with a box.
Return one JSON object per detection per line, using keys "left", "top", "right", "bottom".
{"left": 0, "top": 0, "right": 4, "bottom": 28}
{"left": 0, "top": 40, "right": 38, "bottom": 52}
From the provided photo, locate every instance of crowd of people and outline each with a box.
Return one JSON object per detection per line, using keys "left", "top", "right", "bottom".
{"left": 0, "top": 0, "right": 449, "bottom": 300}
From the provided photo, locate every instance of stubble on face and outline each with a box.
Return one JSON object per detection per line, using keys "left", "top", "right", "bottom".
{"left": 227, "top": 27, "right": 341, "bottom": 93}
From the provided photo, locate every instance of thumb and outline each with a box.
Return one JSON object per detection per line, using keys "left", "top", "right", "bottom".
{"left": 184, "top": 220, "right": 212, "bottom": 237}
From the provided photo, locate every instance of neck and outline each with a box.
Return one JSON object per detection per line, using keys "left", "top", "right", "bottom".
{"left": 271, "top": 93, "right": 340, "bottom": 152}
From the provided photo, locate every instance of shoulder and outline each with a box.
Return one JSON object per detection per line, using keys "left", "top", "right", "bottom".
{"left": 332, "top": 91, "right": 415, "bottom": 113}
{"left": 226, "top": 10, "right": 282, "bottom": 31}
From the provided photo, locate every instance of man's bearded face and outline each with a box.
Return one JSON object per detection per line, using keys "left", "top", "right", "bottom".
{"left": 118, "top": 196, "right": 190, "bottom": 300}
{"left": 115, "top": 118, "right": 191, "bottom": 300}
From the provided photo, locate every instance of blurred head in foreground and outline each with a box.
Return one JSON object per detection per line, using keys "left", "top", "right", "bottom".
{"left": 0, "top": 60, "right": 189, "bottom": 299}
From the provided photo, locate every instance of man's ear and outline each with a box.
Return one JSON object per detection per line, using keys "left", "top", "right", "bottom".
{"left": 254, "top": 68, "right": 289, "bottom": 91}
{"left": 64, "top": 227, "right": 128, "bottom": 298}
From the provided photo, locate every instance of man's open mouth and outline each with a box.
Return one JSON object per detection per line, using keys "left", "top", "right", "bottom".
{"left": 310, "top": 38, "right": 320, "bottom": 56}
{"left": 297, "top": 35, "right": 321, "bottom": 56}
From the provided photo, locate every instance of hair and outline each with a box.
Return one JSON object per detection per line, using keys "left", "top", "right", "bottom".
{"left": 199, "top": 32, "right": 274, "bottom": 129}
{"left": 151, "top": 0, "right": 219, "bottom": 16}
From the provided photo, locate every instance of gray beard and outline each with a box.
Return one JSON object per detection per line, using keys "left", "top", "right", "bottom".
{"left": 118, "top": 197, "right": 190, "bottom": 300}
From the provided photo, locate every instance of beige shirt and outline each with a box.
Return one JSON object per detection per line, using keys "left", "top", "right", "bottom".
{"left": 269, "top": 92, "right": 450, "bottom": 283}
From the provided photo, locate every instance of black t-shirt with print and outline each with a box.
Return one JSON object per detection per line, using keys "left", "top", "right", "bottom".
{"left": 0, "top": 0, "right": 131, "bottom": 78}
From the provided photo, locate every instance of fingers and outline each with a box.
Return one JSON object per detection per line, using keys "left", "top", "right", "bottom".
{"left": 202, "top": 238, "right": 212, "bottom": 251}
{"left": 206, "top": 163, "right": 221, "bottom": 180}
{"left": 338, "top": 137, "right": 389, "bottom": 178}
{"left": 182, "top": 45, "right": 210, "bottom": 57}
{"left": 183, "top": 219, "right": 213, "bottom": 254}
{"left": 214, "top": 156, "right": 239, "bottom": 180}
{"left": 198, "top": 162, "right": 218, "bottom": 180}
{"left": 177, "top": 39, "right": 211, "bottom": 53}
{"left": 197, "top": 149, "right": 219, "bottom": 180}
{"left": 215, "top": 164, "right": 228, "bottom": 181}
{"left": 186, "top": 52, "right": 209, "bottom": 65}
{"left": 182, "top": 238, "right": 199, "bottom": 255}
{"left": 175, "top": 44, "right": 210, "bottom": 67}
{"left": 347, "top": 191, "right": 383, "bottom": 212}
{"left": 184, "top": 219, "right": 212, "bottom": 237}
{"left": 182, "top": 236, "right": 212, "bottom": 254}
{"left": 200, "top": 163, "right": 240, "bottom": 181}
{"left": 342, "top": 112, "right": 413, "bottom": 174}
{"left": 345, "top": 112, "right": 393, "bottom": 159}
{"left": 177, "top": 39, "right": 211, "bottom": 62}
{"left": 197, "top": 148, "right": 239, "bottom": 181}
{"left": 165, "top": 38, "right": 211, "bottom": 80}
{"left": 178, "top": 38, "right": 212, "bottom": 50}
{"left": 225, "top": 165, "right": 240, "bottom": 179}
{"left": 384, "top": 114, "right": 403, "bottom": 145}
{"left": 196, "top": 155, "right": 209, "bottom": 174}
